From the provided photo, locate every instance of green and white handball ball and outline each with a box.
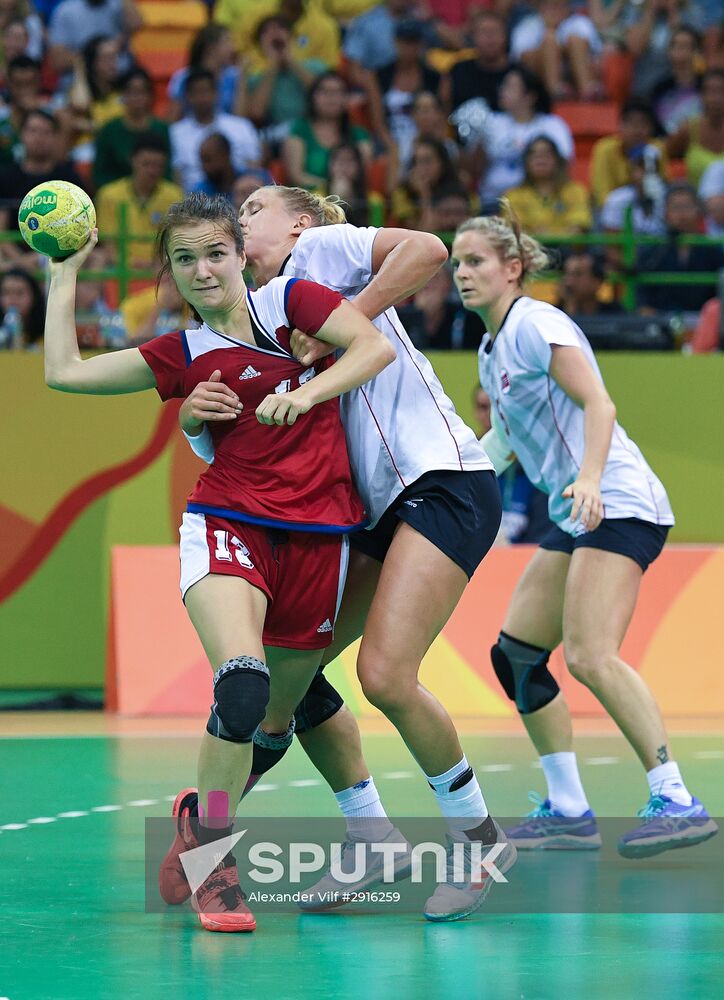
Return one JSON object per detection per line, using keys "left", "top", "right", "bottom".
{"left": 18, "top": 180, "right": 96, "bottom": 258}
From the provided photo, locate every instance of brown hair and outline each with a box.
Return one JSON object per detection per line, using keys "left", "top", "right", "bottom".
{"left": 522, "top": 135, "right": 568, "bottom": 190}
{"left": 156, "top": 192, "right": 244, "bottom": 286}
{"left": 257, "top": 185, "right": 348, "bottom": 226}
{"left": 156, "top": 193, "right": 245, "bottom": 321}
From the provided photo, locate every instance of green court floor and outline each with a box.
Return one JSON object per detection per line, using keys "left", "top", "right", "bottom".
{"left": 2, "top": 728, "right": 723, "bottom": 1000}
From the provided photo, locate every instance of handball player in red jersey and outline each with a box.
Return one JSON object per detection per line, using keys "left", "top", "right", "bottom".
{"left": 43, "top": 193, "right": 395, "bottom": 933}
{"left": 177, "top": 187, "right": 518, "bottom": 923}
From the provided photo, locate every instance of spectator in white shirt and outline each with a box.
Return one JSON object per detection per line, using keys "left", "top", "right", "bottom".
{"left": 511, "top": 0, "right": 603, "bottom": 100}
{"left": 599, "top": 144, "right": 668, "bottom": 271}
{"left": 170, "top": 68, "right": 261, "bottom": 192}
{"left": 48, "top": 0, "right": 141, "bottom": 75}
{"left": 453, "top": 64, "right": 574, "bottom": 211}
{"left": 698, "top": 160, "right": 724, "bottom": 237}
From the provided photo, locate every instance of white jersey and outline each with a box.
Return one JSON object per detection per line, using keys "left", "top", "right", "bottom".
{"left": 477, "top": 297, "right": 674, "bottom": 535}
{"left": 284, "top": 224, "right": 492, "bottom": 526}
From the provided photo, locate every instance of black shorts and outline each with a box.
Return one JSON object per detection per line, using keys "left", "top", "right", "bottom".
{"left": 539, "top": 517, "right": 669, "bottom": 572}
{"left": 349, "top": 469, "right": 501, "bottom": 579}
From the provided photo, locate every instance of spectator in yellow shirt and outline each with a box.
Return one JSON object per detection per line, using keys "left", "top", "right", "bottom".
{"left": 505, "top": 135, "right": 592, "bottom": 235}
{"left": 120, "top": 272, "right": 189, "bottom": 344}
{"left": 590, "top": 98, "right": 668, "bottom": 207}
{"left": 95, "top": 132, "right": 183, "bottom": 266}
{"left": 214, "top": 0, "right": 348, "bottom": 74}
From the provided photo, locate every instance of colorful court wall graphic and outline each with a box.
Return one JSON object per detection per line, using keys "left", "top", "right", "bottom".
{"left": 1, "top": 353, "right": 723, "bottom": 693}
{"left": 107, "top": 545, "right": 724, "bottom": 719}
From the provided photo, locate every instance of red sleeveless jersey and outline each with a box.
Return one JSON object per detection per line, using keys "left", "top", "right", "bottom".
{"left": 139, "top": 276, "right": 366, "bottom": 532}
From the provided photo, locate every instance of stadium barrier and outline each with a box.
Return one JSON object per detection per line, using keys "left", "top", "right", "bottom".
{"left": 2, "top": 203, "right": 722, "bottom": 307}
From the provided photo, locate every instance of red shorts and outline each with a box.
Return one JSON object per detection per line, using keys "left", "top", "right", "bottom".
{"left": 179, "top": 513, "right": 349, "bottom": 649}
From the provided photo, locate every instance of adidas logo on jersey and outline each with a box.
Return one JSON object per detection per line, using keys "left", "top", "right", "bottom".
{"left": 316, "top": 618, "right": 333, "bottom": 633}
{"left": 239, "top": 365, "right": 261, "bottom": 380}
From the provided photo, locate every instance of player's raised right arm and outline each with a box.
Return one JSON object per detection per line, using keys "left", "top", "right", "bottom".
{"left": 44, "top": 230, "right": 157, "bottom": 395}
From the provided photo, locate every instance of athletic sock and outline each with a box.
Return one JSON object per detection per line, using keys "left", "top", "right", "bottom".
{"left": 646, "top": 760, "right": 693, "bottom": 806}
{"left": 194, "top": 795, "right": 237, "bottom": 869}
{"left": 425, "top": 755, "right": 492, "bottom": 842}
{"left": 540, "top": 751, "right": 591, "bottom": 816}
{"left": 334, "top": 777, "right": 394, "bottom": 840}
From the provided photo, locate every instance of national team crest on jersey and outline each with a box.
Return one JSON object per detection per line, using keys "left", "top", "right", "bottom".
{"left": 500, "top": 369, "right": 511, "bottom": 393}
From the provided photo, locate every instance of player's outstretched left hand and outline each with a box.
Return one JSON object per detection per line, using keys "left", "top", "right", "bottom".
{"left": 256, "top": 388, "right": 313, "bottom": 426}
{"left": 48, "top": 228, "right": 99, "bottom": 277}
{"left": 562, "top": 477, "right": 603, "bottom": 532}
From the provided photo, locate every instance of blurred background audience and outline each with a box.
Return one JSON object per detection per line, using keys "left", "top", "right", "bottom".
{"left": 0, "top": 0, "right": 721, "bottom": 352}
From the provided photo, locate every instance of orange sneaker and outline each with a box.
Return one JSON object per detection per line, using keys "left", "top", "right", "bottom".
{"left": 191, "top": 860, "right": 257, "bottom": 932}
{"left": 158, "top": 787, "right": 197, "bottom": 905}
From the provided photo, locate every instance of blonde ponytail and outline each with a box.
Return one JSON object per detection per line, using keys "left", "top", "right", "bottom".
{"left": 455, "top": 205, "right": 550, "bottom": 283}
{"left": 259, "top": 185, "right": 348, "bottom": 226}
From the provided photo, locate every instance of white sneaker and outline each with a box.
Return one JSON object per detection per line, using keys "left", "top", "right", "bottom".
{"left": 298, "top": 826, "right": 412, "bottom": 911}
{"left": 423, "top": 820, "right": 517, "bottom": 922}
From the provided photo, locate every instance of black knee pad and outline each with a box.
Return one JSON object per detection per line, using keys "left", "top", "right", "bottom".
{"left": 207, "top": 656, "right": 270, "bottom": 743}
{"left": 293, "top": 667, "right": 344, "bottom": 735}
{"left": 491, "top": 631, "right": 559, "bottom": 715}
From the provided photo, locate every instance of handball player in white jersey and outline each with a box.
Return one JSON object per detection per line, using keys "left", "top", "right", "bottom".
{"left": 182, "top": 185, "right": 516, "bottom": 921}
{"left": 452, "top": 212, "right": 717, "bottom": 859}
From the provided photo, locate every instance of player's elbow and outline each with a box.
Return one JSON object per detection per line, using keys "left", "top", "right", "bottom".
{"left": 415, "top": 231, "right": 448, "bottom": 269}
{"left": 592, "top": 392, "right": 616, "bottom": 422}
{"left": 45, "top": 361, "right": 76, "bottom": 392}
{"left": 45, "top": 365, "right": 66, "bottom": 391}
{"left": 371, "top": 332, "right": 397, "bottom": 372}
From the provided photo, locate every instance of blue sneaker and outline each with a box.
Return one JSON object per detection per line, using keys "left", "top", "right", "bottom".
{"left": 618, "top": 795, "right": 719, "bottom": 859}
{"left": 506, "top": 793, "right": 602, "bottom": 850}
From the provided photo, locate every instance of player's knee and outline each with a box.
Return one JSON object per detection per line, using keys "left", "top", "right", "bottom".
{"left": 206, "top": 655, "right": 270, "bottom": 743}
{"left": 358, "top": 665, "right": 409, "bottom": 715}
{"left": 294, "top": 668, "right": 344, "bottom": 734}
{"left": 564, "top": 643, "right": 615, "bottom": 688}
{"left": 491, "top": 631, "right": 559, "bottom": 715}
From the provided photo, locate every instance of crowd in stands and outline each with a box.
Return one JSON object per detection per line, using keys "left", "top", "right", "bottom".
{"left": 0, "top": 0, "right": 723, "bottom": 354}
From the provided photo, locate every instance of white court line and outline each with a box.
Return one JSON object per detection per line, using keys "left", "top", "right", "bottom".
{"left": 0, "top": 743, "right": 676, "bottom": 833}
{"left": 693, "top": 750, "right": 724, "bottom": 759}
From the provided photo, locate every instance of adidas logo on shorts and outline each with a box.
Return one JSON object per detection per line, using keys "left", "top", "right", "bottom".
{"left": 239, "top": 365, "right": 261, "bottom": 380}
{"left": 316, "top": 618, "right": 333, "bottom": 633}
